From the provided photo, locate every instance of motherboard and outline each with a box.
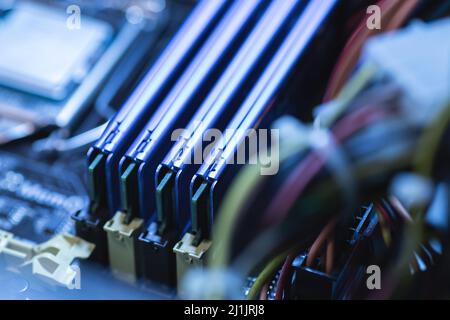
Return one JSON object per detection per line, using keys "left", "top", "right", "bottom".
{"left": 0, "top": 0, "right": 449, "bottom": 301}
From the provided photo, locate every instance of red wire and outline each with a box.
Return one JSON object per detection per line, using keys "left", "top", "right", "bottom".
{"left": 323, "top": 0, "right": 400, "bottom": 102}
{"left": 275, "top": 254, "right": 296, "bottom": 300}
{"left": 375, "top": 202, "right": 392, "bottom": 226}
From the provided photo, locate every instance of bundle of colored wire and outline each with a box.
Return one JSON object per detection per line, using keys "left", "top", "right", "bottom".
{"left": 262, "top": 104, "right": 393, "bottom": 227}
{"left": 323, "top": 0, "right": 419, "bottom": 101}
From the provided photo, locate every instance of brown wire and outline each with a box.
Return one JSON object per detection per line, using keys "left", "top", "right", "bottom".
{"left": 389, "top": 196, "right": 414, "bottom": 223}
{"left": 306, "top": 219, "right": 337, "bottom": 267}
{"left": 259, "top": 282, "right": 269, "bottom": 300}
{"left": 325, "top": 238, "right": 335, "bottom": 274}
{"left": 323, "top": 0, "right": 408, "bottom": 101}
{"left": 386, "top": 0, "right": 420, "bottom": 30}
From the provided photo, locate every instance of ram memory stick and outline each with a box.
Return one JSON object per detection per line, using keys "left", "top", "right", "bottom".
{"left": 113, "top": 0, "right": 267, "bottom": 285}
{"left": 189, "top": 0, "right": 338, "bottom": 245}
{"left": 119, "top": 0, "right": 264, "bottom": 223}
{"left": 155, "top": 0, "right": 304, "bottom": 241}
{"left": 86, "top": 0, "right": 229, "bottom": 218}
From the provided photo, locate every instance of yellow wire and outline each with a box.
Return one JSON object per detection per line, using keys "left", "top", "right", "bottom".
{"left": 414, "top": 102, "right": 450, "bottom": 176}
{"left": 315, "top": 62, "right": 378, "bottom": 129}
{"left": 210, "top": 161, "right": 263, "bottom": 268}
{"left": 246, "top": 251, "right": 288, "bottom": 300}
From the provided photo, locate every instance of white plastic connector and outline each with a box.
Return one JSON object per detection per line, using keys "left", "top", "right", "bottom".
{"left": 364, "top": 18, "right": 450, "bottom": 125}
